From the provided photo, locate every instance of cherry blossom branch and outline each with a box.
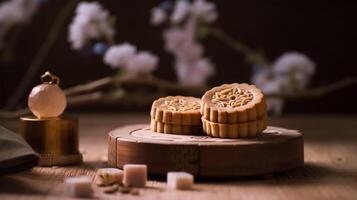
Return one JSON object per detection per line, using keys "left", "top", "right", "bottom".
{"left": 1, "top": 76, "right": 357, "bottom": 119}
{"left": 64, "top": 76, "right": 114, "bottom": 96}
{"left": 208, "top": 27, "right": 271, "bottom": 66}
{"left": 0, "top": 75, "right": 207, "bottom": 118}
{"left": 266, "top": 76, "right": 357, "bottom": 99}
{"left": 64, "top": 75, "right": 207, "bottom": 97}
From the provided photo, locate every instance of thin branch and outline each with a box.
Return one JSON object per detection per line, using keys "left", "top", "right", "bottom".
{"left": 209, "top": 27, "right": 271, "bottom": 65}
{"left": 65, "top": 76, "right": 115, "bottom": 96}
{"left": 64, "top": 75, "right": 207, "bottom": 97}
{"left": 5, "top": 0, "right": 80, "bottom": 110}
{"left": 266, "top": 77, "right": 357, "bottom": 99}
{"left": 1, "top": 76, "right": 357, "bottom": 119}
{"left": 0, "top": 76, "right": 207, "bottom": 118}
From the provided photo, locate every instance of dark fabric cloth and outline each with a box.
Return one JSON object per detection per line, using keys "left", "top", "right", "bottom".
{"left": 0, "top": 125, "right": 39, "bottom": 174}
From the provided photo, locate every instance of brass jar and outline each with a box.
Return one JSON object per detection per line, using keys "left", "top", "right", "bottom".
{"left": 20, "top": 116, "right": 82, "bottom": 166}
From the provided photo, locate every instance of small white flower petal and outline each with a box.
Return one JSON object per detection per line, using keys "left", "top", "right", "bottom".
{"left": 0, "top": 0, "right": 38, "bottom": 48}
{"left": 127, "top": 51, "right": 159, "bottom": 74}
{"left": 191, "top": 0, "right": 218, "bottom": 23}
{"left": 150, "top": 8, "right": 166, "bottom": 25}
{"left": 171, "top": 0, "right": 191, "bottom": 24}
{"left": 68, "top": 2, "right": 115, "bottom": 50}
{"left": 176, "top": 42, "right": 203, "bottom": 62}
{"left": 262, "top": 78, "right": 284, "bottom": 94}
{"left": 273, "top": 51, "right": 315, "bottom": 76}
{"left": 251, "top": 69, "right": 273, "bottom": 88}
{"left": 194, "top": 58, "right": 215, "bottom": 77}
{"left": 104, "top": 43, "right": 137, "bottom": 69}
{"left": 163, "top": 27, "right": 191, "bottom": 53}
{"left": 175, "top": 59, "right": 214, "bottom": 86}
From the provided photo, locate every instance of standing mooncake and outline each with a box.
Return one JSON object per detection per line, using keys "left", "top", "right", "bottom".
{"left": 150, "top": 96, "right": 203, "bottom": 135}
{"left": 201, "top": 83, "right": 267, "bottom": 138}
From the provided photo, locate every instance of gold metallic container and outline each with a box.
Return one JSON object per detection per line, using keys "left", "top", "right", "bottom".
{"left": 20, "top": 116, "right": 83, "bottom": 166}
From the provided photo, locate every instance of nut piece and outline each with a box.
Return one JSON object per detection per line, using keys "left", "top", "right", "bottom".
{"left": 95, "top": 168, "right": 123, "bottom": 186}
{"left": 103, "top": 184, "right": 119, "bottom": 193}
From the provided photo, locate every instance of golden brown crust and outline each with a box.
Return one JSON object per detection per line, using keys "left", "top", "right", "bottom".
{"left": 202, "top": 115, "right": 267, "bottom": 138}
{"left": 201, "top": 83, "right": 266, "bottom": 123}
{"left": 150, "top": 119, "right": 203, "bottom": 135}
{"left": 150, "top": 96, "right": 202, "bottom": 126}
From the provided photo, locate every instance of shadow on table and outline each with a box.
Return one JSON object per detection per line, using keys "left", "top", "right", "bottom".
{"left": 0, "top": 161, "right": 104, "bottom": 195}
{"left": 0, "top": 175, "right": 45, "bottom": 195}
{"left": 150, "top": 162, "right": 357, "bottom": 186}
{"left": 191, "top": 162, "right": 357, "bottom": 185}
{"left": 1, "top": 161, "right": 355, "bottom": 195}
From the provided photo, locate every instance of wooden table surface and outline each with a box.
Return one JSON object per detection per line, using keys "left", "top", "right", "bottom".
{"left": 1, "top": 113, "right": 357, "bottom": 199}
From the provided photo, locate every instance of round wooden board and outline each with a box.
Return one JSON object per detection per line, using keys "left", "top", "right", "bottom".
{"left": 108, "top": 124, "right": 304, "bottom": 177}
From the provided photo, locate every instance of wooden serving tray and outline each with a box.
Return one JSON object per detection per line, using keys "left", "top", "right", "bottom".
{"left": 108, "top": 124, "right": 304, "bottom": 177}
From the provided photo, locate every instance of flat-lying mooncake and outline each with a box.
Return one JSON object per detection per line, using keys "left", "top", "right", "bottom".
{"left": 201, "top": 83, "right": 266, "bottom": 123}
{"left": 150, "top": 96, "right": 203, "bottom": 134}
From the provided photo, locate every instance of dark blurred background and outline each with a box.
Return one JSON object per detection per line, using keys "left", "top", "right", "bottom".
{"left": 1, "top": 0, "right": 357, "bottom": 113}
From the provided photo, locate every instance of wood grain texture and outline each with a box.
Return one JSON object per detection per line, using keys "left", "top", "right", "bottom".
{"left": 1, "top": 113, "right": 357, "bottom": 199}
{"left": 108, "top": 125, "right": 303, "bottom": 177}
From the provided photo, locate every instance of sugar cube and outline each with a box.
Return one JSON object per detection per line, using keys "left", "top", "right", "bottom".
{"left": 64, "top": 176, "right": 93, "bottom": 197}
{"left": 123, "top": 164, "right": 147, "bottom": 187}
{"left": 167, "top": 172, "right": 194, "bottom": 190}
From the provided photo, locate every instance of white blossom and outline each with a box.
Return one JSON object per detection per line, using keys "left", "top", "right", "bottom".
{"left": 251, "top": 52, "right": 316, "bottom": 115}
{"left": 252, "top": 73, "right": 285, "bottom": 115}
{"left": 104, "top": 43, "right": 137, "bottom": 69}
{"left": 104, "top": 44, "right": 159, "bottom": 75}
{"left": 171, "top": 0, "right": 191, "bottom": 24}
{"left": 150, "top": 8, "right": 167, "bottom": 25}
{"left": 0, "top": 0, "right": 38, "bottom": 48}
{"left": 175, "top": 58, "right": 214, "bottom": 86}
{"left": 252, "top": 68, "right": 285, "bottom": 115}
{"left": 191, "top": 0, "right": 218, "bottom": 23}
{"left": 163, "top": 27, "right": 191, "bottom": 53}
{"left": 262, "top": 78, "right": 284, "bottom": 95}
{"left": 68, "top": 2, "right": 115, "bottom": 50}
{"left": 194, "top": 58, "right": 215, "bottom": 77}
{"left": 272, "top": 52, "right": 315, "bottom": 93}
{"left": 254, "top": 52, "right": 315, "bottom": 94}
{"left": 153, "top": 1, "right": 217, "bottom": 86}
{"left": 164, "top": 27, "right": 214, "bottom": 86}
{"left": 273, "top": 52, "right": 315, "bottom": 76}
{"left": 251, "top": 69, "right": 272, "bottom": 89}
{"left": 252, "top": 69, "right": 284, "bottom": 94}
{"left": 164, "top": 26, "right": 202, "bottom": 62}
{"left": 127, "top": 51, "right": 158, "bottom": 74}
{"left": 176, "top": 42, "right": 203, "bottom": 62}
{"left": 291, "top": 72, "right": 311, "bottom": 90}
